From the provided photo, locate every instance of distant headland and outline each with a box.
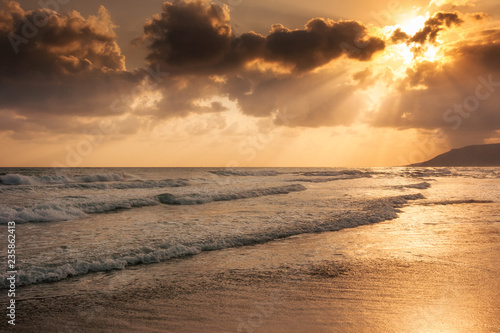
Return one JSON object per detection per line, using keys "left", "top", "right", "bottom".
{"left": 409, "top": 143, "right": 500, "bottom": 167}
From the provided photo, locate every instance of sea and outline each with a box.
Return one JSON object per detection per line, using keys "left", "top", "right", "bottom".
{"left": 0, "top": 167, "right": 499, "bottom": 331}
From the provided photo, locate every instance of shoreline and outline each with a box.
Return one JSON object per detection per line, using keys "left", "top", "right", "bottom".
{"left": 3, "top": 202, "right": 499, "bottom": 332}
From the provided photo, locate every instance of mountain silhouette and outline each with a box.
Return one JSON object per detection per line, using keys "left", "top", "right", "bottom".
{"left": 409, "top": 143, "right": 500, "bottom": 167}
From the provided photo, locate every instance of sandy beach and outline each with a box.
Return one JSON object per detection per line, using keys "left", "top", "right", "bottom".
{"left": 8, "top": 200, "right": 499, "bottom": 332}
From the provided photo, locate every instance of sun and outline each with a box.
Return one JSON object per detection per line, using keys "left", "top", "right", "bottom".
{"left": 398, "top": 15, "right": 427, "bottom": 35}
{"left": 376, "top": 13, "right": 446, "bottom": 77}
{"left": 422, "top": 45, "right": 440, "bottom": 62}
{"left": 393, "top": 44, "right": 414, "bottom": 64}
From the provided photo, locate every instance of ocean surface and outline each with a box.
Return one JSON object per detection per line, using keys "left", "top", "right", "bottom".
{"left": 0, "top": 167, "right": 499, "bottom": 330}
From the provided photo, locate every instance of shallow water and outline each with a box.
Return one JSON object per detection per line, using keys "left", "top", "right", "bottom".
{"left": 0, "top": 167, "right": 499, "bottom": 331}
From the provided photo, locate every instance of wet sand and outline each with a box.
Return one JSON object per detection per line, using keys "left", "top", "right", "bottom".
{"left": 5, "top": 203, "right": 500, "bottom": 332}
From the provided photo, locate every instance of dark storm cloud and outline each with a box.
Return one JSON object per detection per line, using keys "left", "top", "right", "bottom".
{"left": 0, "top": 0, "right": 387, "bottom": 137}
{"left": 390, "top": 28, "right": 410, "bottom": 43}
{"left": 3, "top": 0, "right": 498, "bottom": 143}
{"left": 138, "top": 0, "right": 386, "bottom": 74}
{"left": 130, "top": 0, "right": 385, "bottom": 126}
{"left": 373, "top": 39, "right": 500, "bottom": 146}
{"left": 141, "top": 74, "right": 230, "bottom": 119}
{"left": 0, "top": 2, "right": 125, "bottom": 73}
{"left": 0, "top": 1, "right": 140, "bottom": 136}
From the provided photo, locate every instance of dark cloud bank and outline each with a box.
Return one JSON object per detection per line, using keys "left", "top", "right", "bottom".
{"left": 138, "top": 1, "right": 385, "bottom": 74}
{"left": 1, "top": 0, "right": 499, "bottom": 145}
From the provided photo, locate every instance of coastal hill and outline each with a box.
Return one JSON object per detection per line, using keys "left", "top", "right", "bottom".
{"left": 409, "top": 143, "right": 500, "bottom": 167}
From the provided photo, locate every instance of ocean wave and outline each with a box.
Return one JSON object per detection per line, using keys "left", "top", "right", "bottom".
{"left": 0, "top": 203, "right": 86, "bottom": 223}
{"left": 156, "top": 184, "right": 306, "bottom": 205}
{"left": 298, "top": 170, "right": 371, "bottom": 177}
{"left": 0, "top": 174, "right": 72, "bottom": 185}
{"left": 64, "top": 179, "right": 189, "bottom": 190}
{"left": 0, "top": 193, "right": 424, "bottom": 288}
{"left": 0, "top": 184, "right": 307, "bottom": 223}
{"left": 404, "top": 182, "right": 431, "bottom": 189}
{"left": 0, "top": 198, "right": 159, "bottom": 223}
{"left": 424, "top": 199, "right": 494, "bottom": 206}
{"left": 0, "top": 173, "right": 130, "bottom": 185}
{"left": 0, "top": 179, "right": 189, "bottom": 194}
{"left": 390, "top": 182, "right": 432, "bottom": 190}
{"left": 209, "top": 170, "right": 280, "bottom": 176}
{"left": 289, "top": 174, "right": 372, "bottom": 183}
{"left": 74, "top": 173, "right": 128, "bottom": 182}
{"left": 404, "top": 168, "right": 454, "bottom": 178}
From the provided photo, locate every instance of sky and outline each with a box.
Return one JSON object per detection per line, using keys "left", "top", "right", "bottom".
{"left": 0, "top": 0, "right": 499, "bottom": 167}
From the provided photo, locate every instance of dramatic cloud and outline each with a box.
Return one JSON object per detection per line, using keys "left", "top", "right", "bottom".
{"left": 390, "top": 28, "right": 410, "bottom": 43}
{"left": 389, "top": 12, "right": 464, "bottom": 45}
{"left": 2, "top": 0, "right": 499, "bottom": 154}
{"left": 409, "top": 12, "right": 464, "bottom": 44}
{"left": 133, "top": 0, "right": 386, "bottom": 125}
{"left": 0, "top": 1, "right": 139, "bottom": 135}
{"left": 373, "top": 38, "right": 500, "bottom": 145}
{"left": 138, "top": 0, "right": 386, "bottom": 74}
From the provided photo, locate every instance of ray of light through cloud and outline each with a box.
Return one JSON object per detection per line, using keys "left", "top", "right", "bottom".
{"left": 0, "top": 0, "right": 499, "bottom": 166}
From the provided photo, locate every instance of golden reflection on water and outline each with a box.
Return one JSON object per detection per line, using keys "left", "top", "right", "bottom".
{"left": 351, "top": 203, "right": 500, "bottom": 332}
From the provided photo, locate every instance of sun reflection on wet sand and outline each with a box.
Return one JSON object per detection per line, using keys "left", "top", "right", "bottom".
{"left": 329, "top": 202, "right": 500, "bottom": 332}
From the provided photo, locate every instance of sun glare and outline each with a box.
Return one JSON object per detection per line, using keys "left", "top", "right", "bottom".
{"left": 378, "top": 12, "right": 447, "bottom": 79}
{"left": 398, "top": 44, "right": 415, "bottom": 64}
{"left": 398, "top": 15, "right": 427, "bottom": 35}
{"left": 423, "top": 45, "right": 440, "bottom": 62}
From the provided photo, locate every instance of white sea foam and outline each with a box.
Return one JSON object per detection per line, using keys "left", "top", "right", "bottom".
{"left": 0, "top": 197, "right": 160, "bottom": 223}
{"left": 0, "top": 173, "right": 130, "bottom": 185}
{"left": 0, "top": 203, "right": 86, "bottom": 223}
{"left": 0, "top": 179, "right": 189, "bottom": 194}
{"left": 0, "top": 193, "right": 424, "bottom": 288}
{"left": 0, "top": 184, "right": 307, "bottom": 223}
{"left": 0, "top": 174, "right": 72, "bottom": 185}
{"left": 404, "top": 168, "right": 454, "bottom": 178}
{"left": 74, "top": 173, "right": 127, "bottom": 182}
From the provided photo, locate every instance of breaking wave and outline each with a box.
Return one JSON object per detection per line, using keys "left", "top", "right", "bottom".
{"left": 209, "top": 170, "right": 281, "bottom": 176}
{"left": 0, "top": 173, "right": 131, "bottom": 185}
{"left": 0, "top": 184, "right": 307, "bottom": 223}
{"left": 403, "top": 168, "right": 454, "bottom": 178}
{"left": 0, "top": 198, "right": 159, "bottom": 223}
{"left": 64, "top": 179, "right": 189, "bottom": 190}
{"left": 298, "top": 170, "right": 371, "bottom": 177}
{"left": 156, "top": 184, "right": 306, "bottom": 205}
{"left": 0, "top": 193, "right": 424, "bottom": 288}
